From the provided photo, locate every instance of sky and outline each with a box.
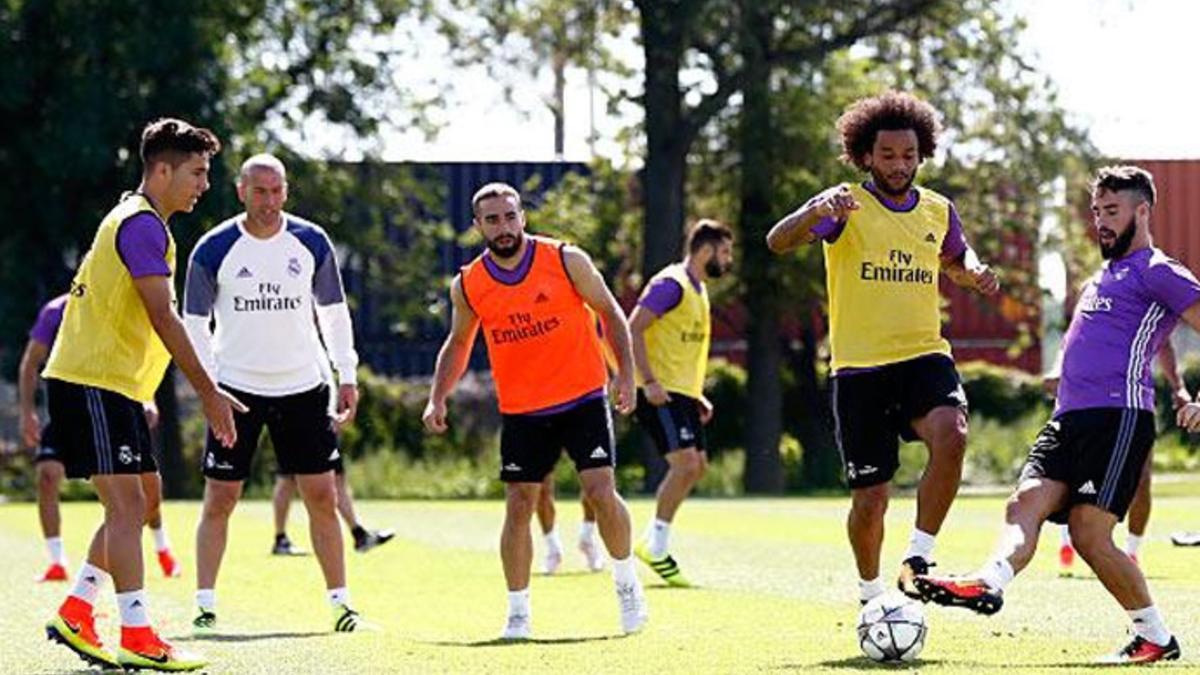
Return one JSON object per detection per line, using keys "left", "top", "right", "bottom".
{"left": 344, "top": 0, "right": 1200, "bottom": 163}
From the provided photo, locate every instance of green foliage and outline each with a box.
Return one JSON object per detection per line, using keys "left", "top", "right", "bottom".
{"left": 958, "top": 360, "right": 1048, "bottom": 423}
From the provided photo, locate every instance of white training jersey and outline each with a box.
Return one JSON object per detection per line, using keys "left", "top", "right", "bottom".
{"left": 183, "top": 212, "right": 358, "bottom": 396}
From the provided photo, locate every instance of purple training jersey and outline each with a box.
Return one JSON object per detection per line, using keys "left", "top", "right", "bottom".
{"left": 1056, "top": 247, "right": 1200, "bottom": 416}
{"left": 29, "top": 294, "right": 68, "bottom": 347}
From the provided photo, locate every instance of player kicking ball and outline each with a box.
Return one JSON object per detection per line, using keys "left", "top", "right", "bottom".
{"left": 915, "top": 166, "right": 1191, "bottom": 664}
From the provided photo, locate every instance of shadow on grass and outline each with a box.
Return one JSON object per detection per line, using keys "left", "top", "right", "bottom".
{"left": 783, "top": 656, "right": 949, "bottom": 669}
{"left": 424, "top": 634, "right": 623, "bottom": 647}
{"left": 178, "top": 630, "right": 328, "bottom": 643}
{"left": 539, "top": 570, "right": 603, "bottom": 578}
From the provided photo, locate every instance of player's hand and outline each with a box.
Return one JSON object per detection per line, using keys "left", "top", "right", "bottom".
{"left": 142, "top": 401, "right": 160, "bottom": 430}
{"left": 968, "top": 264, "right": 1000, "bottom": 295}
{"left": 20, "top": 409, "right": 41, "bottom": 449}
{"left": 1041, "top": 375, "right": 1060, "bottom": 398}
{"left": 1171, "top": 386, "right": 1192, "bottom": 411}
{"left": 614, "top": 371, "right": 636, "bottom": 415}
{"left": 1177, "top": 401, "right": 1200, "bottom": 433}
{"left": 334, "top": 384, "right": 359, "bottom": 430}
{"left": 204, "top": 388, "right": 247, "bottom": 448}
{"left": 423, "top": 398, "right": 448, "bottom": 434}
{"left": 644, "top": 381, "right": 671, "bottom": 406}
{"left": 814, "top": 185, "right": 860, "bottom": 221}
{"left": 698, "top": 395, "right": 714, "bottom": 425}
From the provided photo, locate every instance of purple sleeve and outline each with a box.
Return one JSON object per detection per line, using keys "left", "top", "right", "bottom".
{"left": 29, "top": 298, "right": 65, "bottom": 346}
{"left": 638, "top": 278, "right": 684, "bottom": 317}
{"left": 811, "top": 215, "right": 847, "bottom": 242}
{"left": 940, "top": 202, "right": 969, "bottom": 260}
{"left": 1145, "top": 259, "right": 1200, "bottom": 316}
{"left": 116, "top": 212, "right": 171, "bottom": 278}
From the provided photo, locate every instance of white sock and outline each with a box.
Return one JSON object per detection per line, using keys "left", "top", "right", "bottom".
{"left": 46, "top": 537, "right": 67, "bottom": 565}
{"left": 196, "top": 589, "right": 216, "bottom": 612}
{"left": 904, "top": 528, "right": 936, "bottom": 562}
{"left": 1128, "top": 605, "right": 1172, "bottom": 646}
{"left": 579, "top": 520, "right": 596, "bottom": 542}
{"left": 1060, "top": 524, "right": 1072, "bottom": 547}
{"left": 327, "top": 587, "right": 350, "bottom": 608}
{"left": 116, "top": 590, "right": 149, "bottom": 627}
{"left": 1126, "top": 533, "right": 1144, "bottom": 557}
{"left": 975, "top": 558, "right": 1015, "bottom": 593}
{"left": 507, "top": 588, "right": 530, "bottom": 617}
{"left": 612, "top": 555, "right": 638, "bottom": 587}
{"left": 859, "top": 577, "right": 886, "bottom": 603}
{"left": 544, "top": 528, "right": 563, "bottom": 554}
{"left": 151, "top": 527, "right": 170, "bottom": 553}
{"left": 70, "top": 563, "right": 110, "bottom": 605}
{"left": 647, "top": 518, "right": 671, "bottom": 558}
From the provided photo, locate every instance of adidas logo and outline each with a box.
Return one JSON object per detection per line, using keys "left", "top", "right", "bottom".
{"left": 590, "top": 447, "right": 608, "bottom": 459}
{"left": 1078, "top": 480, "right": 1097, "bottom": 495}
{"left": 329, "top": 449, "right": 340, "bottom": 461}
{"left": 534, "top": 292, "right": 550, "bottom": 303}
{"left": 924, "top": 232, "right": 937, "bottom": 244}
{"left": 503, "top": 462, "right": 522, "bottom": 472}
{"left": 237, "top": 266, "right": 253, "bottom": 278}
{"left": 679, "top": 427, "right": 694, "bottom": 442}
{"left": 131, "top": 600, "right": 143, "bottom": 608}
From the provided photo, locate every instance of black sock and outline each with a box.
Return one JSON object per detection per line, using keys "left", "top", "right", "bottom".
{"left": 276, "top": 533, "right": 289, "bottom": 543}
{"left": 351, "top": 526, "right": 368, "bottom": 541}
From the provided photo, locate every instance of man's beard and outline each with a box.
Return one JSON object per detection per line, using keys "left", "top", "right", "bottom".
{"left": 870, "top": 166, "right": 915, "bottom": 198}
{"left": 486, "top": 231, "right": 523, "bottom": 259}
{"left": 1100, "top": 216, "right": 1136, "bottom": 260}
{"left": 705, "top": 258, "right": 729, "bottom": 278}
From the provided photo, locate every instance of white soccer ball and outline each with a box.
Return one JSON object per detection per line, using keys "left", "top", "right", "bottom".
{"left": 856, "top": 592, "right": 928, "bottom": 663}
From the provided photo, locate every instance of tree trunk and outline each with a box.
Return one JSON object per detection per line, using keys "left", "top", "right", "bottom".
{"left": 788, "top": 327, "right": 841, "bottom": 489}
{"left": 639, "top": 2, "right": 687, "bottom": 277}
{"left": 154, "top": 365, "right": 187, "bottom": 498}
{"left": 738, "top": 0, "right": 784, "bottom": 493}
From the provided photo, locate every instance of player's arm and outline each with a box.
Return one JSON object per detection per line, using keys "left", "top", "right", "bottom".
{"left": 1156, "top": 336, "right": 1190, "bottom": 410}
{"left": 423, "top": 275, "right": 480, "bottom": 433}
{"left": 939, "top": 204, "right": 999, "bottom": 295}
{"left": 562, "top": 245, "right": 635, "bottom": 414}
{"left": 627, "top": 306, "right": 667, "bottom": 404}
{"left": 312, "top": 235, "right": 360, "bottom": 427}
{"left": 1172, "top": 302, "right": 1200, "bottom": 431}
{"left": 132, "top": 275, "right": 244, "bottom": 446}
{"left": 17, "top": 338, "right": 49, "bottom": 449}
{"left": 766, "top": 185, "right": 858, "bottom": 254}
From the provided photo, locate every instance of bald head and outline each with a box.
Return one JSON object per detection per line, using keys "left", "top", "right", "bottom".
{"left": 239, "top": 153, "right": 287, "bottom": 184}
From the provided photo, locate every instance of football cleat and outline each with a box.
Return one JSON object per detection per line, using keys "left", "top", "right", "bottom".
{"left": 500, "top": 612, "right": 531, "bottom": 640}
{"left": 1170, "top": 531, "right": 1200, "bottom": 547}
{"left": 542, "top": 547, "right": 563, "bottom": 575}
{"left": 354, "top": 528, "right": 396, "bottom": 553}
{"left": 157, "top": 549, "right": 182, "bottom": 578}
{"left": 38, "top": 562, "right": 69, "bottom": 583}
{"left": 332, "top": 605, "right": 378, "bottom": 633}
{"left": 616, "top": 581, "right": 648, "bottom": 634}
{"left": 1058, "top": 543, "right": 1075, "bottom": 573}
{"left": 118, "top": 626, "right": 207, "bottom": 672}
{"left": 271, "top": 535, "right": 308, "bottom": 556}
{"left": 634, "top": 543, "right": 691, "bottom": 587}
{"left": 191, "top": 609, "right": 217, "bottom": 635}
{"left": 578, "top": 534, "right": 606, "bottom": 572}
{"left": 897, "top": 556, "right": 934, "bottom": 599}
{"left": 1097, "top": 635, "right": 1180, "bottom": 664}
{"left": 45, "top": 599, "right": 119, "bottom": 669}
{"left": 913, "top": 575, "right": 1003, "bottom": 615}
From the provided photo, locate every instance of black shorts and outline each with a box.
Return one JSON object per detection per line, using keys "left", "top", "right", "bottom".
{"left": 46, "top": 379, "right": 159, "bottom": 479}
{"left": 634, "top": 390, "right": 706, "bottom": 455}
{"left": 830, "top": 354, "right": 967, "bottom": 488}
{"left": 203, "top": 384, "right": 339, "bottom": 481}
{"left": 1020, "top": 408, "right": 1155, "bottom": 524}
{"left": 499, "top": 397, "right": 616, "bottom": 483}
{"left": 34, "top": 421, "right": 64, "bottom": 464}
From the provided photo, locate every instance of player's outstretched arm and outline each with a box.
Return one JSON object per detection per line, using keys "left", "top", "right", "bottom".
{"left": 941, "top": 247, "right": 1000, "bottom": 295}
{"left": 132, "top": 275, "right": 245, "bottom": 447}
{"left": 766, "top": 185, "right": 858, "bottom": 254}
{"left": 628, "top": 306, "right": 669, "bottom": 406}
{"left": 562, "top": 245, "right": 635, "bottom": 415}
{"left": 423, "top": 275, "right": 480, "bottom": 433}
{"left": 1174, "top": 302, "right": 1200, "bottom": 431}
{"left": 17, "top": 338, "right": 49, "bottom": 449}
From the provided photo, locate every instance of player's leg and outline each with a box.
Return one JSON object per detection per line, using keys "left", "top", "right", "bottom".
{"left": 272, "top": 474, "right": 295, "bottom": 549}
{"left": 139, "top": 471, "right": 179, "bottom": 577}
{"left": 35, "top": 458, "right": 68, "bottom": 581}
{"left": 500, "top": 481, "right": 541, "bottom": 638}
{"left": 337, "top": 468, "right": 394, "bottom": 553}
{"left": 1125, "top": 455, "right": 1152, "bottom": 563}
{"left": 193, "top": 478, "right": 243, "bottom": 629}
{"left": 535, "top": 470, "right": 563, "bottom": 574}
{"left": 578, "top": 491, "right": 604, "bottom": 571}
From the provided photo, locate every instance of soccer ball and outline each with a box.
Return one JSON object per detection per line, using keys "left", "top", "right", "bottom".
{"left": 857, "top": 592, "right": 928, "bottom": 663}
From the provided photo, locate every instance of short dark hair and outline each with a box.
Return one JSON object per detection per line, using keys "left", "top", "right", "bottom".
{"left": 836, "top": 91, "right": 941, "bottom": 171}
{"left": 686, "top": 218, "right": 733, "bottom": 254}
{"left": 1092, "top": 165, "right": 1156, "bottom": 206}
{"left": 139, "top": 118, "right": 221, "bottom": 170}
{"left": 471, "top": 182, "right": 521, "bottom": 216}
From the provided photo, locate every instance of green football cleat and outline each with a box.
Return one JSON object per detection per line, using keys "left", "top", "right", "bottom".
{"left": 117, "top": 628, "right": 207, "bottom": 672}
{"left": 45, "top": 613, "right": 120, "bottom": 669}
{"left": 192, "top": 609, "right": 217, "bottom": 635}
{"left": 634, "top": 542, "right": 692, "bottom": 587}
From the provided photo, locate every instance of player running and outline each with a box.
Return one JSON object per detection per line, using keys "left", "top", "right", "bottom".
{"left": 766, "top": 91, "right": 999, "bottom": 605}
{"left": 184, "top": 153, "right": 370, "bottom": 634}
{"left": 916, "top": 166, "right": 1191, "bottom": 664}
{"left": 631, "top": 219, "right": 733, "bottom": 587}
{"left": 43, "top": 118, "right": 238, "bottom": 672}
{"left": 423, "top": 182, "right": 647, "bottom": 639}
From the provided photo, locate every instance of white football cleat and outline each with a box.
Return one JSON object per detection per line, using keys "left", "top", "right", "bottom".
{"left": 500, "top": 612, "right": 531, "bottom": 640}
{"left": 616, "top": 581, "right": 648, "bottom": 634}
{"left": 543, "top": 547, "right": 563, "bottom": 575}
{"left": 579, "top": 535, "right": 606, "bottom": 572}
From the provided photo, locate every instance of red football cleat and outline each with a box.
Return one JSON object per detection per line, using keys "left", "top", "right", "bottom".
{"left": 1098, "top": 635, "right": 1180, "bottom": 664}
{"left": 157, "top": 549, "right": 181, "bottom": 578}
{"left": 912, "top": 574, "right": 1004, "bottom": 615}
{"left": 38, "top": 562, "right": 69, "bottom": 583}
{"left": 1058, "top": 543, "right": 1074, "bottom": 569}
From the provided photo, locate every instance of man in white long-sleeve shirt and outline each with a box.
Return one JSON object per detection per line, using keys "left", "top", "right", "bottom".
{"left": 183, "top": 153, "right": 369, "bottom": 634}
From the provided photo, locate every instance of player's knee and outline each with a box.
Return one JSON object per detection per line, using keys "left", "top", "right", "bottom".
{"left": 105, "top": 490, "right": 147, "bottom": 526}
{"left": 36, "top": 465, "right": 62, "bottom": 493}
{"left": 203, "top": 489, "right": 240, "bottom": 520}
{"left": 672, "top": 450, "right": 705, "bottom": 483}
{"left": 581, "top": 481, "right": 617, "bottom": 509}
{"left": 506, "top": 486, "right": 540, "bottom": 517}
{"left": 1067, "top": 522, "right": 1113, "bottom": 561}
{"left": 850, "top": 485, "right": 888, "bottom": 520}
{"left": 302, "top": 484, "right": 338, "bottom": 513}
